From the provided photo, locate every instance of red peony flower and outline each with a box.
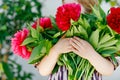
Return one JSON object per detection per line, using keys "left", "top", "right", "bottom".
{"left": 56, "top": 3, "right": 81, "bottom": 31}
{"left": 32, "top": 17, "right": 52, "bottom": 29}
{"left": 11, "top": 28, "right": 31, "bottom": 59}
{"left": 107, "top": 7, "right": 120, "bottom": 34}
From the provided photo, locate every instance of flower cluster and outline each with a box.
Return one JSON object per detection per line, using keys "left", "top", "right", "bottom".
{"left": 11, "top": 17, "right": 52, "bottom": 60}
{"left": 11, "top": 3, "right": 120, "bottom": 80}
{"left": 11, "top": 28, "right": 31, "bottom": 59}
{"left": 107, "top": 7, "right": 120, "bottom": 34}
{"left": 56, "top": 3, "right": 81, "bottom": 31}
{"left": 32, "top": 17, "right": 52, "bottom": 29}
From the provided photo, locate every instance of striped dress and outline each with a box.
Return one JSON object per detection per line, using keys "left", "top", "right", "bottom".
{"left": 48, "top": 66, "right": 102, "bottom": 80}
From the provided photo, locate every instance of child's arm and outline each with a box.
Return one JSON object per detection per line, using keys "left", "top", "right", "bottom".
{"left": 70, "top": 36, "right": 114, "bottom": 76}
{"left": 36, "top": 38, "right": 72, "bottom": 76}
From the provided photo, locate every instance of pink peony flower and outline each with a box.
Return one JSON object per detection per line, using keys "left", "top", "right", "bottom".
{"left": 32, "top": 17, "right": 52, "bottom": 29}
{"left": 56, "top": 3, "right": 81, "bottom": 31}
{"left": 11, "top": 28, "right": 31, "bottom": 59}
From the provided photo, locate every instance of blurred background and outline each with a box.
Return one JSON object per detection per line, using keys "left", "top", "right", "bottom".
{"left": 0, "top": 0, "right": 120, "bottom": 80}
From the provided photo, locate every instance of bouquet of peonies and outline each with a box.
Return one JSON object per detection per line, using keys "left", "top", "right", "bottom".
{"left": 11, "top": 3, "right": 120, "bottom": 80}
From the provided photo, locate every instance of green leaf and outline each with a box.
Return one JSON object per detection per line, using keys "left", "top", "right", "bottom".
{"left": 66, "top": 30, "right": 72, "bottom": 37}
{"left": 39, "top": 33, "right": 44, "bottom": 40}
{"left": 83, "top": 18, "right": 90, "bottom": 30}
{"left": 46, "top": 40, "right": 52, "bottom": 54}
{"left": 116, "top": 40, "right": 120, "bottom": 50}
{"left": 99, "top": 34, "right": 113, "bottom": 45}
{"left": 28, "top": 52, "right": 44, "bottom": 64}
{"left": 46, "top": 30, "right": 56, "bottom": 35}
{"left": 21, "top": 37, "right": 36, "bottom": 46}
{"left": 99, "top": 6, "right": 106, "bottom": 20}
{"left": 49, "top": 16, "right": 59, "bottom": 30}
{"left": 107, "top": 25, "right": 115, "bottom": 36}
{"left": 99, "top": 47, "right": 117, "bottom": 57}
{"left": 70, "top": 27, "right": 74, "bottom": 36}
{"left": 91, "top": 6, "right": 102, "bottom": 21}
{"left": 40, "top": 47, "right": 46, "bottom": 54}
{"left": 70, "top": 19, "right": 75, "bottom": 24}
{"left": 89, "top": 29, "right": 100, "bottom": 49}
{"left": 78, "top": 25, "right": 88, "bottom": 40}
{"left": 73, "top": 26, "right": 79, "bottom": 34}
{"left": 98, "top": 39, "right": 118, "bottom": 50}
{"left": 111, "top": 54, "right": 117, "bottom": 64}
{"left": 2, "top": 62, "right": 14, "bottom": 80}
{"left": 28, "top": 40, "right": 52, "bottom": 64}
{"left": 28, "top": 41, "right": 45, "bottom": 64}
{"left": 53, "top": 32, "right": 62, "bottom": 38}
{"left": 30, "top": 27, "right": 39, "bottom": 39}
{"left": 101, "top": 52, "right": 114, "bottom": 57}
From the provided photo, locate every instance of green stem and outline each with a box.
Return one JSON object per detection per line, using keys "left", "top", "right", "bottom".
{"left": 84, "top": 61, "right": 90, "bottom": 80}
{"left": 88, "top": 68, "right": 95, "bottom": 80}
{"left": 78, "top": 60, "right": 88, "bottom": 80}
{"left": 107, "top": 25, "right": 114, "bottom": 37}
{"left": 43, "top": 32, "right": 53, "bottom": 39}
{"left": 74, "top": 59, "right": 86, "bottom": 80}
{"left": 70, "top": 54, "right": 77, "bottom": 69}
{"left": 62, "top": 55, "right": 73, "bottom": 77}
{"left": 74, "top": 58, "right": 83, "bottom": 80}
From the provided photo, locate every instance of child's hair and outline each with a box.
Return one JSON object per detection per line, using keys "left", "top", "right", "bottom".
{"left": 62, "top": 0, "right": 98, "bottom": 13}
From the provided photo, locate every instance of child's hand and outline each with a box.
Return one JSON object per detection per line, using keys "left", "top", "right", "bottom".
{"left": 52, "top": 38, "right": 73, "bottom": 55}
{"left": 70, "top": 36, "right": 97, "bottom": 59}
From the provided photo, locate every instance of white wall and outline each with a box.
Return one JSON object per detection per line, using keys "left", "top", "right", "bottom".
{"left": 39, "top": 0, "right": 62, "bottom": 17}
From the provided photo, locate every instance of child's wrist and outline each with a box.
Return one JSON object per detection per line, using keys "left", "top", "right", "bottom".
{"left": 49, "top": 47, "right": 60, "bottom": 57}
{"left": 86, "top": 51, "right": 98, "bottom": 61}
